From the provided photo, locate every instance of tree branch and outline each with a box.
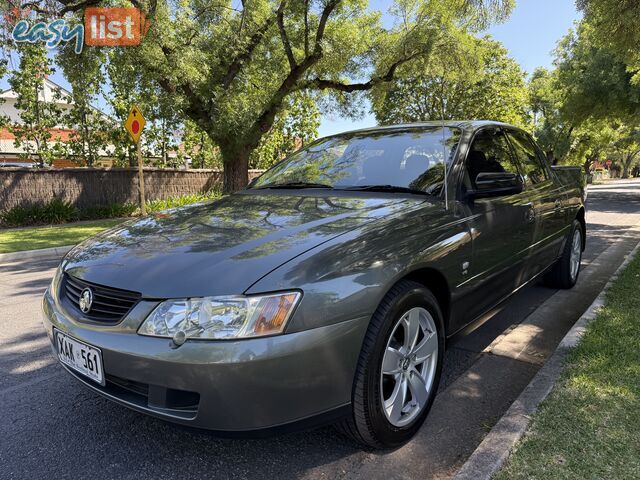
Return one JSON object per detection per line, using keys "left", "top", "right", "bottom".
{"left": 277, "top": 1, "right": 296, "bottom": 69}
{"left": 20, "top": 0, "right": 153, "bottom": 16}
{"left": 221, "top": 14, "right": 278, "bottom": 89}
{"left": 299, "top": 49, "right": 428, "bottom": 93}
{"left": 241, "top": 1, "right": 343, "bottom": 149}
{"left": 313, "top": 0, "right": 340, "bottom": 57}
{"left": 304, "top": 0, "right": 310, "bottom": 57}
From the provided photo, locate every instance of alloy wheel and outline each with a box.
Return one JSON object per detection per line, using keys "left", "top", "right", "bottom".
{"left": 570, "top": 229, "right": 582, "bottom": 281}
{"left": 380, "top": 307, "right": 439, "bottom": 427}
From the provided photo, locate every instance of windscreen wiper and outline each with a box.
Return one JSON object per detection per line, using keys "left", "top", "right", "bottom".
{"left": 341, "top": 185, "right": 431, "bottom": 195}
{"left": 254, "top": 182, "right": 334, "bottom": 190}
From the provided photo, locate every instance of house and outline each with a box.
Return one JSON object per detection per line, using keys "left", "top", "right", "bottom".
{"left": 0, "top": 77, "right": 114, "bottom": 167}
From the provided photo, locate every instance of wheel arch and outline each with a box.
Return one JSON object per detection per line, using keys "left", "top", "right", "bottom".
{"left": 400, "top": 267, "right": 451, "bottom": 334}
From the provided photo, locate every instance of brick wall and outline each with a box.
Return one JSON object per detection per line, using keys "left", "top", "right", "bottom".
{"left": 0, "top": 168, "right": 264, "bottom": 211}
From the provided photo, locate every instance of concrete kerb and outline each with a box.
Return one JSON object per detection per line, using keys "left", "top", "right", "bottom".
{"left": 454, "top": 238, "right": 640, "bottom": 480}
{"left": 0, "top": 245, "right": 73, "bottom": 264}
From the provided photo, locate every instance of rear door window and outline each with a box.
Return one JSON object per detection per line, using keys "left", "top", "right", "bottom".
{"left": 507, "top": 130, "right": 549, "bottom": 186}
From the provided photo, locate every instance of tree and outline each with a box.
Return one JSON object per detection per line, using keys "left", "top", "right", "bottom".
{"left": 532, "top": 22, "right": 640, "bottom": 171}
{"left": 611, "top": 125, "right": 640, "bottom": 179}
{"left": 528, "top": 68, "right": 573, "bottom": 162}
{"left": 102, "top": 48, "right": 147, "bottom": 167}
{"left": 555, "top": 23, "right": 640, "bottom": 125}
{"left": 181, "top": 93, "right": 320, "bottom": 170}
{"left": 180, "top": 119, "right": 223, "bottom": 169}
{"left": 8, "top": 42, "right": 64, "bottom": 166}
{"left": 102, "top": 48, "right": 182, "bottom": 167}
{"left": 371, "top": 34, "right": 528, "bottom": 126}
{"left": 0, "top": 58, "right": 8, "bottom": 129}
{"left": 142, "top": 84, "right": 183, "bottom": 168}
{"left": 56, "top": 42, "right": 111, "bottom": 167}
{"left": 564, "top": 120, "right": 616, "bottom": 175}
{"left": 577, "top": 0, "right": 640, "bottom": 84}
{"left": 250, "top": 91, "right": 321, "bottom": 169}
{"left": 123, "top": 0, "right": 514, "bottom": 191}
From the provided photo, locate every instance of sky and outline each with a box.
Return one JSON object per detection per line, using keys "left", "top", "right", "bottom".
{"left": 1, "top": 0, "right": 581, "bottom": 135}
{"left": 318, "top": 0, "right": 581, "bottom": 136}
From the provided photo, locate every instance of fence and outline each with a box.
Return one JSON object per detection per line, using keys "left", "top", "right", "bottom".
{"left": 0, "top": 167, "right": 264, "bottom": 211}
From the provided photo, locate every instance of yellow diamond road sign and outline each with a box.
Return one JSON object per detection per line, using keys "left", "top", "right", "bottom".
{"left": 124, "top": 105, "right": 145, "bottom": 143}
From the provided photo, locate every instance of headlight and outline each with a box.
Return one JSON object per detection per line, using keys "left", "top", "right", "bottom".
{"left": 138, "top": 292, "right": 301, "bottom": 340}
{"left": 49, "top": 265, "right": 63, "bottom": 299}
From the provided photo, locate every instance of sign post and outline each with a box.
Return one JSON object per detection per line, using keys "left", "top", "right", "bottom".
{"left": 124, "top": 105, "right": 147, "bottom": 215}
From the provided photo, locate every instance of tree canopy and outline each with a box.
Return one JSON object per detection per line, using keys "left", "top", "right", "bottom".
{"left": 577, "top": 0, "right": 640, "bottom": 84}
{"left": 124, "top": 0, "right": 515, "bottom": 190}
{"left": 529, "top": 19, "right": 640, "bottom": 177}
{"left": 371, "top": 34, "right": 528, "bottom": 126}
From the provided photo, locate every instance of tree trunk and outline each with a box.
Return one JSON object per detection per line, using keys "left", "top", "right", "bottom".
{"left": 622, "top": 164, "right": 630, "bottom": 179}
{"left": 222, "top": 153, "right": 250, "bottom": 193}
{"left": 218, "top": 134, "right": 262, "bottom": 193}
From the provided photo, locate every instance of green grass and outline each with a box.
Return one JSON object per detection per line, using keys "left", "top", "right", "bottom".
{"left": 496, "top": 254, "right": 640, "bottom": 480}
{"left": 0, "top": 219, "right": 124, "bottom": 253}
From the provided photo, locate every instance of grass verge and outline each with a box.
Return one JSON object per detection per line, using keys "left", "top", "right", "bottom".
{"left": 495, "top": 252, "right": 640, "bottom": 480}
{"left": 0, "top": 219, "right": 124, "bottom": 254}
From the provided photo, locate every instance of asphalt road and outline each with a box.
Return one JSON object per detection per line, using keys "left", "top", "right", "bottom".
{"left": 2, "top": 180, "right": 640, "bottom": 480}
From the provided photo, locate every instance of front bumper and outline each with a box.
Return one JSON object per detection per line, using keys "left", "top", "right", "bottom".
{"left": 42, "top": 288, "right": 369, "bottom": 432}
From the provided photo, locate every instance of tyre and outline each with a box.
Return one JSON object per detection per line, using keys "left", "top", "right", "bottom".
{"left": 337, "top": 280, "right": 445, "bottom": 449}
{"left": 545, "top": 219, "right": 583, "bottom": 289}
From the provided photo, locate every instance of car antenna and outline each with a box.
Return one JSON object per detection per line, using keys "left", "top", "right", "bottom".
{"left": 441, "top": 108, "right": 448, "bottom": 211}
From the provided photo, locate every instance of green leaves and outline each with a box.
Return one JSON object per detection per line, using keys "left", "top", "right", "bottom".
{"left": 577, "top": 0, "right": 640, "bottom": 85}
{"left": 56, "top": 42, "right": 110, "bottom": 167}
{"left": 134, "top": 0, "right": 516, "bottom": 190}
{"left": 370, "top": 34, "right": 528, "bottom": 127}
{"left": 531, "top": 20, "right": 640, "bottom": 171}
{"left": 555, "top": 23, "right": 640, "bottom": 126}
{"left": 8, "top": 42, "right": 63, "bottom": 167}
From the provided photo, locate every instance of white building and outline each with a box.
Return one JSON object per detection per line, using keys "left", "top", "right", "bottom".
{"left": 0, "top": 77, "right": 113, "bottom": 167}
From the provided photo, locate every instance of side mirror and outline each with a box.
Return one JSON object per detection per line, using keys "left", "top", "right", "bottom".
{"left": 468, "top": 172, "right": 524, "bottom": 199}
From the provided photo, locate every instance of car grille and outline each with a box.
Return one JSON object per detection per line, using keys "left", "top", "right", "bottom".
{"left": 62, "top": 273, "right": 141, "bottom": 323}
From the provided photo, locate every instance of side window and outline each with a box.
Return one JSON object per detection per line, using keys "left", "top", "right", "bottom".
{"left": 507, "top": 130, "right": 548, "bottom": 185}
{"left": 465, "top": 129, "right": 520, "bottom": 188}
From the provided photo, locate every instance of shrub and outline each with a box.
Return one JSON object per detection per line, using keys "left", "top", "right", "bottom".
{"left": 41, "top": 198, "right": 79, "bottom": 224}
{"left": 0, "top": 198, "right": 78, "bottom": 227}
{"left": 81, "top": 203, "right": 138, "bottom": 220}
{"left": 0, "top": 191, "right": 223, "bottom": 227}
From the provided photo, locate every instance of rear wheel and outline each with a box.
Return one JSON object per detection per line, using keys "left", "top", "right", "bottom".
{"left": 337, "top": 280, "right": 444, "bottom": 448}
{"left": 545, "top": 219, "right": 583, "bottom": 289}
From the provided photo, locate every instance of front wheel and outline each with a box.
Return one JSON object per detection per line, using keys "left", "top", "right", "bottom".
{"left": 337, "top": 280, "right": 444, "bottom": 449}
{"left": 545, "top": 219, "right": 583, "bottom": 289}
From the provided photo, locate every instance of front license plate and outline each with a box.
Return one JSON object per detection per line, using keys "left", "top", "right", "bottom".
{"left": 54, "top": 329, "right": 105, "bottom": 386}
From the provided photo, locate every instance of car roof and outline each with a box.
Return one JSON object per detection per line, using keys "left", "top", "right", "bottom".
{"left": 322, "top": 120, "right": 516, "bottom": 138}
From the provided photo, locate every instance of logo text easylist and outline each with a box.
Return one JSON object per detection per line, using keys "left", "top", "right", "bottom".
{"left": 11, "top": 7, "right": 147, "bottom": 53}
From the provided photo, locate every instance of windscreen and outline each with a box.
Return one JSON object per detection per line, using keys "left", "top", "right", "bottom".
{"left": 251, "top": 128, "right": 461, "bottom": 194}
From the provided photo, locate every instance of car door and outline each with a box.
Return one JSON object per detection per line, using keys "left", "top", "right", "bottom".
{"left": 455, "top": 127, "right": 536, "bottom": 327}
{"left": 505, "top": 129, "right": 567, "bottom": 276}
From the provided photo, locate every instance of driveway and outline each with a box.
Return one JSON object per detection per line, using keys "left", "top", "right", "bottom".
{"left": 2, "top": 179, "right": 640, "bottom": 480}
